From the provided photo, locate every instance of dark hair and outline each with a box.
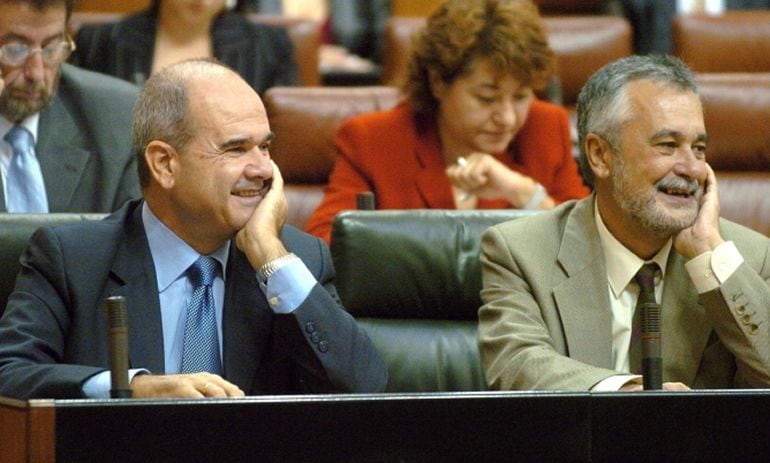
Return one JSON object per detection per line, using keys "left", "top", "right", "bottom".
{"left": 576, "top": 54, "right": 699, "bottom": 185}
{"left": 403, "top": 0, "right": 554, "bottom": 118}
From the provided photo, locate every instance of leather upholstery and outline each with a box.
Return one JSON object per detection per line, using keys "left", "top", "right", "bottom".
{"left": 331, "top": 209, "right": 536, "bottom": 392}
{"left": 544, "top": 16, "right": 632, "bottom": 107}
{"left": 0, "top": 213, "right": 105, "bottom": 315}
{"left": 698, "top": 73, "right": 770, "bottom": 236}
{"left": 245, "top": 14, "right": 322, "bottom": 86}
{"left": 673, "top": 11, "right": 770, "bottom": 73}
{"left": 263, "top": 86, "right": 400, "bottom": 228}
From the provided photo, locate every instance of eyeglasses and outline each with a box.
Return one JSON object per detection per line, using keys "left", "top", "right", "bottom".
{"left": 0, "top": 38, "right": 76, "bottom": 67}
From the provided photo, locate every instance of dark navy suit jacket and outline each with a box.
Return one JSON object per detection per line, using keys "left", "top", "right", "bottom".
{"left": 0, "top": 200, "right": 387, "bottom": 399}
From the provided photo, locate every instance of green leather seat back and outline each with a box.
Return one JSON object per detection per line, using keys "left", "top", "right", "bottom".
{"left": 0, "top": 213, "right": 105, "bottom": 315}
{"left": 330, "top": 209, "right": 537, "bottom": 392}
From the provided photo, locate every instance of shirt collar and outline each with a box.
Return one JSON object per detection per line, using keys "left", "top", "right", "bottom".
{"left": 594, "top": 199, "right": 670, "bottom": 298}
{"left": 1, "top": 114, "right": 40, "bottom": 144}
{"left": 142, "top": 201, "right": 230, "bottom": 292}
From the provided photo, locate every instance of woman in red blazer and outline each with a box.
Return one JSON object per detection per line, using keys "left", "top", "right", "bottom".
{"left": 306, "top": 0, "right": 590, "bottom": 243}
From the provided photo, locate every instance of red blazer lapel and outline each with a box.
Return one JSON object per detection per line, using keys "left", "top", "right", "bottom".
{"left": 414, "top": 118, "right": 456, "bottom": 209}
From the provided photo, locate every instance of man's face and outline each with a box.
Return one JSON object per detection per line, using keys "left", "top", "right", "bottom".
{"left": 602, "top": 79, "right": 708, "bottom": 238}
{"left": 166, "top": 71, "right": 275, "bottom": 248}
{"left": 0, "top": 2, "right": 66, "bottom": 122}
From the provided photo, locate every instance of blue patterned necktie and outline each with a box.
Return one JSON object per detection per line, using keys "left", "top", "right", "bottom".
{"left": 4, "top": 125, "right": 48, "bottom": 213}
{"left": 181, "top": 256, "right": 222, "bottom": 375}
{"left": 629, "top": 263, "right": 659, "bottom": 374}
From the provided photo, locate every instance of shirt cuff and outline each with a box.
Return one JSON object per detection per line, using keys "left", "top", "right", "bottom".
{"left": 82, "top": 368, "right": 149, "bottom": 398}
{"left": 685, "top": 241, "right": 744, "bottom": 294}
{"left": 257, "top": 258, "right": 316, "bottom": 314}
{"left": 592, "top": 374, "right": 642, "bottom": 391}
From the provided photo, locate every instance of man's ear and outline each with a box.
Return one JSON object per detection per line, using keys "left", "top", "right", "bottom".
{"left": 584, "top": 133, "right": 614, "bottom": 180}
{"left": 144, "top": 141, "right": 178, "bottom": 190}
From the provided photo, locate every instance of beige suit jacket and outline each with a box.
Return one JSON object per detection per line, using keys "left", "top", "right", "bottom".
{"left": 479, "top": 194, "right": 770, "bottom": 390}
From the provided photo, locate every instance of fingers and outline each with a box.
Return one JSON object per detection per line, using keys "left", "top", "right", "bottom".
{"left": 199, "top": 378, "right": 246, "bottom": 398}
{"left": 131, "top": 372, "right": 245, "bottom": 398}
{"left": 662, "top": 382, "right": 691, "bottom": 391}
{"left": 446, "top": 153, "right": 490, "bottom": 191}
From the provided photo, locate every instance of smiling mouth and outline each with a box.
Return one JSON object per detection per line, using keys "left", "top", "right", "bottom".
{"left": 659, "top": 186, "right": 694, "bottom": 198}
{"left": 232, "top": 179, "right": 271, "bottom": 198}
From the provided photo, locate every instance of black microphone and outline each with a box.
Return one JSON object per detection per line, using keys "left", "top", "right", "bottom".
{"left": 103, "top": 296, "right": 132, "bottom": 398}
{"left": 640, "top": 301, "right": 662, "bottom": 390}
{"left": 356, "top": 191, "right": 375, "bottom": 210}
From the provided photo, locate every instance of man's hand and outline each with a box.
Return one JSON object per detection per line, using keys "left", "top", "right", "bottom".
{"left": 131, "top": 372, "right": 245, "bottom": 398}
{"left": 620, "top": 381, "right": 691, "bottom": 391}
{"left": 445, "top": 153, "right": 553, "bottom": 208}
{"left": 673, "top": 163, "right": 724, "bottom": 259}
{"left": 236, "top": 161, "right": 289, "bottom": 270}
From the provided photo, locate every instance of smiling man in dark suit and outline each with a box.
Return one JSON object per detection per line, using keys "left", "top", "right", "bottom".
{"left": 0, "top": 58, "right": 387, "bottom": 399}
{"left": 0, "top": 0, "right": 139, "bottom": 213}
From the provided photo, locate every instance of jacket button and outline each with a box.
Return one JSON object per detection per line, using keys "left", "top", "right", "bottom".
{"left": 310, "top": 332, "right": 320, "bottom": 343}
{"left": 318, "top": 341, "right": 329, "bottom": 353}
{"left": 305, "top": 322, "right": 315, "bottom": 333}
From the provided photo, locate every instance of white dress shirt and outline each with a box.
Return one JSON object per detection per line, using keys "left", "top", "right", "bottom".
{"left": 591, "top": 199, "right": 744, "bottom": 391}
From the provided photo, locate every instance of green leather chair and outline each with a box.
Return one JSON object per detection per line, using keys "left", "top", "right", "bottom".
{"left": 0, "top": 213, "right": 106, "bottom": 316}
{"left": 330, "top": 209, "right": 537, "bottom": 392}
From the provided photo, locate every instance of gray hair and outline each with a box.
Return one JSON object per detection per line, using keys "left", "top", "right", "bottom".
{"left": 576, "top": 54, "right": 699, "bottom": 185}
{"left": 132, "top": 58, "right": 230, "bottom": 188}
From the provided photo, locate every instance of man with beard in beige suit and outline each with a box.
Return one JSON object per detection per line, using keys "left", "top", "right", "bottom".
{"left": 479, "top": 54, "right": 770, "bottom": 391}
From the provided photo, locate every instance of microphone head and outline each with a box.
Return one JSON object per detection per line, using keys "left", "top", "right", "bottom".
{"left": 103, "top": 295, "right": 127, "bottom": 329}
{"left": 639, "top": 302, "right": 660, "bottom": 334}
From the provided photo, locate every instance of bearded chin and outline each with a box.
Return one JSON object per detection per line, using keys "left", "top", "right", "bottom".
{"left": 632, "top": 202, "right": 699, "bottom": 235}
{"left": 0, "top": 70, "right": 60, "bottom": 121}
{"left": 610, "top": 157, "right": 702, "bottom": 236}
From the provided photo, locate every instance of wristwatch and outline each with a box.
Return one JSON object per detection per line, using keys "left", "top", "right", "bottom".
{"left": 258, "top": 253, "right": 298, "bottom": 280}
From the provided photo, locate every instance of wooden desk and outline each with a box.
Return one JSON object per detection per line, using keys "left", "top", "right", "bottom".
{"left": 2, "top": 390, "right": 770, "bottom": 462}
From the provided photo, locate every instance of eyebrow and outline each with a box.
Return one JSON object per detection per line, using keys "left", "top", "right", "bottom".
{"left": 219, "top": 132, "right": 275, "bottom": 152}
{"left": 650, "top": 129, "right": 709, "bottom": 144}
{"left": 0, "top": 31, "right": 66, "bottom": 45}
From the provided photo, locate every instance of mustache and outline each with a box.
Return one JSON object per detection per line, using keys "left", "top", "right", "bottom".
{"left": 655, "top": 175, "right": 700, "bottom": 194}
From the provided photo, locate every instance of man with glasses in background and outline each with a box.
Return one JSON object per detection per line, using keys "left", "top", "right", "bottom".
{"left": 0, "top": 0, "right": 139, "bottom": 213}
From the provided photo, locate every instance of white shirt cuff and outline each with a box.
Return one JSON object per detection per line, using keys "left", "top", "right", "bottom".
{"left": 685, "top": 241, "right": 744, "bottom": 294}
{"left": 82, "top": 368, "right": 149, "bottom": 398}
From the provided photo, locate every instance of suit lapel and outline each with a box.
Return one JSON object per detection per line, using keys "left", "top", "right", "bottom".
{"left": 222, "top": 246, "right": 273, "bottom": 390}
{"left": 102, "top": 203, "right": 166, "bottom": 373}
{"left": 36, "top": 93, "right": 90, "bottom": 211}
{"left": 661, "top": 251, "right": 711, "bottom": 384}
{"left": 553, "top": 196, "right": 615, "bottom": 368}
